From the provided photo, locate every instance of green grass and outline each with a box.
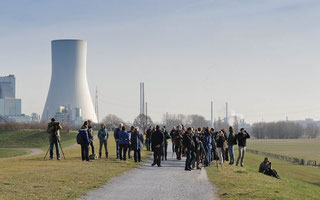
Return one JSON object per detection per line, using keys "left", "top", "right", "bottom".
{"left": 0, "top": 148, "right": 31, "bottom": 158}
{"left": 0, "top": 130, "right": 78, "bottom": 150}
{"left": 247, "top": 138, "right": 320, "bottom": 162}
{"left": 206, "top": 150, "right": 320, "bottom": 200}
{"left": 0, "top": 135, "right": 151, "bottom": 200}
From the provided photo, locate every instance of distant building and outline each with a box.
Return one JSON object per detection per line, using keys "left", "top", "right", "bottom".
{"left": 31, "top": 113, "right": 40, "bottom": 122}
{"left": 54, "top": 105, "right": 83, "bottom": 125}
{"left": 0, "top": 75, "right": 22, "bottom": 117}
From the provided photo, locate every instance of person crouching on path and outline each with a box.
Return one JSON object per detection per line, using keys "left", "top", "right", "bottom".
{"left": 131, "top": 127, "right": 144, "bottom": 162}
{"left": 151, "top": 125, "right": 164, "bottom": 167}
{"left": 98, "top": 124, "right": 109, "bottom": 158}
{"left": 78, "top": 125, "right": 91, "bottom": 162}
{"left": 236, "top": 128, "right": 250, "bottom": 167}
{"left": 119, "top": 126, "right": 130, "bottom": 161}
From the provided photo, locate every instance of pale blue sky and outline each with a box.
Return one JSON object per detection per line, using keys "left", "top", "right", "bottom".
{"left": 1, "top": 0, "right": 320, "bottom": 123}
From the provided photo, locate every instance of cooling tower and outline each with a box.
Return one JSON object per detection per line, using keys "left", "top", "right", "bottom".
{"left": 41, "top": 39, "right": 97, "bottom": 122}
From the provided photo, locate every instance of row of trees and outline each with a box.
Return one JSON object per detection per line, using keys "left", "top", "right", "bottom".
{"left": 252, "top": 121, "right": 320, "bottom": 139}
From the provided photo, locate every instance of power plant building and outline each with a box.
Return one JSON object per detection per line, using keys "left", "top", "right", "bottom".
{"left": 0, "top": 75, "right": 21, "bottom": 116}
{"left": 41, "top": 39, "right": 97, "bottom": 123}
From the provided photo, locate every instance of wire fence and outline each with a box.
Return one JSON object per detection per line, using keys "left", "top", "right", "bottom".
{"left": 246, "top": 148, "right": 319, "bottom": 168}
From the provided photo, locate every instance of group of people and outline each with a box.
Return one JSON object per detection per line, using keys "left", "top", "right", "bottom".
{"left": 47, "top": 118, "right": 279, "bottom": 179}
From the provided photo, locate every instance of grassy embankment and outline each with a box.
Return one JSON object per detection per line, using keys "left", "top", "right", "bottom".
{"left": 247, "top": 138, "right": 320, "bottom": 162}
{"left": 0, "top": 130, "right": 79, "bottom": 158}
{"left": 0, "top": 131, "right": 151, "bottom": 200}
{"left": 207, "top": 147, "right": 320, "bottom": 200}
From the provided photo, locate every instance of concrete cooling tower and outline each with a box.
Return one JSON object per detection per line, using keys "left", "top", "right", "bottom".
{"left": 41, "top": 39, "right": 97, "bottom": 123}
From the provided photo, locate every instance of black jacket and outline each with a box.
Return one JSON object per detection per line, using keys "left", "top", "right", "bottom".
{"left": 183, "top": 133, "right": 195, "bottom": 151}
{"left": 216, "top": 134, "right": 225, "bottom": 148}
{"left": 236, "top": 132, "right": 250, "bottom": 147}
{"left": 151, "top": 130, "right": 164, "bottom": 151}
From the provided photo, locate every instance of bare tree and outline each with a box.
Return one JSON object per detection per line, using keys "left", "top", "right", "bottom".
{"left": 133, "top": 114, "right": 154, "bottom": 133}
{"left": 304, "top": 123, "right": 320, "bottom": 138}
{"left": 102, "top": 114, "right": 124, "bottom": 129}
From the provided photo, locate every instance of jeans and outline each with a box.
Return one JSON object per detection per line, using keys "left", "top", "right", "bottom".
{"left": 81, "top": 143, "right": 89, "bottom": 161}
{"left": 205, "top": 146, "right": 212, "bottom": 166}
{"left": 217, "top": 147, "right": 223, "bottom": 164}
{"left": 89, "top": 141, "right": 95, "bottom": 155}
{"left": 162, "top": 143, "right": 168, "bottom": 160}
{"left": 134, "top": 149, "right": 141, "bottom": 162}
{"left": 236, "top": 146, "right": 246, "bottom": 166}
{"left": 146, "top": 139, "right": 151, "bottom": 151}
{"left": 115, "top": 141, "right": 120, "bottom": 158}
{"left": 228, "top": 145, "right": 234, "bottom": 164}
{"left": 119, "top": 144, "right": 128, "bottom": 160}
{"left": 50, "top": 139, "right": 60, "bottom": 159}
{"left": 99, "top": 139, "right": 108, "bottom": 153}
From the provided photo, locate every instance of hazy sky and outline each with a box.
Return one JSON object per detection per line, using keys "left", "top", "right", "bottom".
{"left": 1, "top": 0, "right": 320, "bottom": 124}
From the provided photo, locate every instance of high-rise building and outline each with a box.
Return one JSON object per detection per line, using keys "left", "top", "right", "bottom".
{"left": 41, "top": 39, "right": 97, "bottom": 122}
{"left": 0, "top": 75, "right": 21, "bottom": 116}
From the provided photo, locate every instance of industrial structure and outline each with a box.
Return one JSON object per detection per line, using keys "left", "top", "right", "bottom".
{"left": 140, "top": 82, "right": 145, "bottom": 115}
{"left": 41, "top": 39, "right": 97, "bottom": 123}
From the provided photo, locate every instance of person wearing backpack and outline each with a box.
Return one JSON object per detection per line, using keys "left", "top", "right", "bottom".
{"left": 130, "top": 127, "right": 144, "bottom": 162}
{"left": 78, "top": 125, "right": 91, "bottom": 162}
{"left": 227, "top": 126, "right": 236, "bottom": 165}
{"left": 98, "top": 124, "right": 109, "bottom": 158}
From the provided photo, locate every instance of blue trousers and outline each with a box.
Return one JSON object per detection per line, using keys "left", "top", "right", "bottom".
{"left": 50, "top": 139, "right": 60, "bottom": 159}
{"left": 228, "top": 145, "right": 235, "bottom": 164}
{"left": 116, "top": 141, "right": 120, "bottom": 158}
{"left": 205, "top": 147, "right": 212, "bottom": 166}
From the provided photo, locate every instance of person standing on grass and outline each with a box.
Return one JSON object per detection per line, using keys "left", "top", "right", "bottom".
{"left": 87, "top": 120, "right": 95, "bottom": 156}
{"left": 47, "top": 118, "right": 62, "bottom": 160}
{"left": 151, "top": 125, "right": 164, "bottom": 167}
{"left": 118, "top": 126, "right": 129, "bottom": 161}
{"left": 78, "top": 125, "right": 91, "bottom": 162}
{"left": 227, "top": 126, "right": 236, "bottom": 165}
{"left": 216, "top": 130, "right": 225, "bottom": 166}
{"left": 114, "top": 123, "right": 123, "bottom": 159}
{"left": 98, "top": 124, "right": 109, "bottom": 158}
{"left": 131, "top": 127, "right": 144, "bottom": 162}
{"left": 236, "top": 128, "right": 250, "bottom": 167}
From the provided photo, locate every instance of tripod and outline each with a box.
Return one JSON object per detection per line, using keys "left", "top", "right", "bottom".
{"left": 44, "top": 138, "right": 66, "bottom": 160}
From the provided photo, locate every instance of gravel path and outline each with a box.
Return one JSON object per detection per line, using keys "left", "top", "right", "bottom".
{"left": 81, "top": 144, "right": 218, "bottom": 200}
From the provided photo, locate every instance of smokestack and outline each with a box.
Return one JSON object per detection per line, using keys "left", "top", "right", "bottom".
{"left": 226, "top": 102, "right": 228, "bottom": 121}
{"left": 140, "top": 82, "right": 145, "bottom": 115}
{"left": 211, "top": 101, "right": 213, "bottom": 127}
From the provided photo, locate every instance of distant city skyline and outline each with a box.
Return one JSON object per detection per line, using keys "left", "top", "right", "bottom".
{"left": 1, "top": 0, "right": 320, "bottom": 123}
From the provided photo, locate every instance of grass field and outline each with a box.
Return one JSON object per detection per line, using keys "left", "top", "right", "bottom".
{"left": 247, "top": 138, "right": 320, "bottom": 162}
{"left": 0, "top": 132, "right": 151, "bottom": 200}
{"left": 0, "top": 130, "right": 79, "bottom": 158}
{"left": 207, "top": 150, "right": 320, "bottom": 200}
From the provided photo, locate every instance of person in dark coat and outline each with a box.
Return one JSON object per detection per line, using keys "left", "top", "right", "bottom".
{"left": 78, "top": 125, "right": 91, "bottom": 162}
{"left": 131, "top": 127, "right": 144, "bottom": 162}
{"left": 114, "top": 123, "right": 123, "bottom": 159}
{"left": 151, "top": 125, "right": 164, "bottom": 167}
{"left": 162, "top": 127, "right": 170, "bottom": 161}
{"left": 146, "top": 126, "right": 152, "bottom": 151}
{"left": 87, "top": 120, "right": 95, "bottom": 156}
{"left": 170, "top": 126, "right": 176, "bottom": 153}
{"left": 173, "top": 125, "right": 183, "bottom": 160}
{"left": 183, "top": 127, "right": 196, "bottom": 171}
{"left": 259, "top": 157, "right": 280, "bottom": 179}
{"left": 236, "top": 128, "right": 250, "bottom": 167}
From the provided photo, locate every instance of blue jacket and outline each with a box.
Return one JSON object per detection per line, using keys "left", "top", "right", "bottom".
{"left": 79, "top": 129, "right": 90, "bottom": 144}
{"left": 118, "top": 130, "right": 130, "bottom": 145}
{"left": 130, "top": 131, "right": 144, "bottom": 150}
{"left": 203, "top": 132, "right": 212, "bottom": 150}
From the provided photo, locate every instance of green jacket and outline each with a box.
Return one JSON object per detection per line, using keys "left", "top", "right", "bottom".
{"left": 227, "top": 131, "right": 236, "bottom": 146}
{"left": 47, "top": 122, "right": 62, "bottom": 142}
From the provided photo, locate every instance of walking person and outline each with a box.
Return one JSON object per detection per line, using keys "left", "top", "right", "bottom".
{"left": 174, "top": 125, "right": 183, "bottom": 160}
{"left": 98, "top": 124, "right": 109, "bottom": 158}
{"left": 216, "top": 130, "right": 225, "bottom": 166}
{"left": 78, "top": 125, "right": 91, "bottom": 162}
{"left": 114, "top": 123, "right": 122, "bottom": 159}
{"left": 227, "top": 126, "right": 236, "bottom": 165}
{"left": 236, "top": 128, "right": 250, "bottom": 167}
{"left": 151, "top": 125, "right": 164, "bottom": 167}
{"left": 131, "top": 127, "right": 144, "bottom": 162}
{"left": 46, "top": 118, "right": 62, "bottom": 160}
{"left": 170, "top": 126, "right": 176, "bottom": 154}
{"left": 118, "top": 126, "right": 129, "bottom": 161}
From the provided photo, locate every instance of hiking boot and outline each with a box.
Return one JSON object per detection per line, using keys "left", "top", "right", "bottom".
{"left": 49, "top": 157, "right": 53, "bottom": 160}
{"left": 99, "top": 152, "right": 102, "bottom": 158}
{"left": 57, "top": 157, "right": 61, "bottom": 160}
{"left": 151, "top": 163, "right": 156, "bottom": 166}
{"left": 106, "top": 152, "right": 108, "bottom": 158}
